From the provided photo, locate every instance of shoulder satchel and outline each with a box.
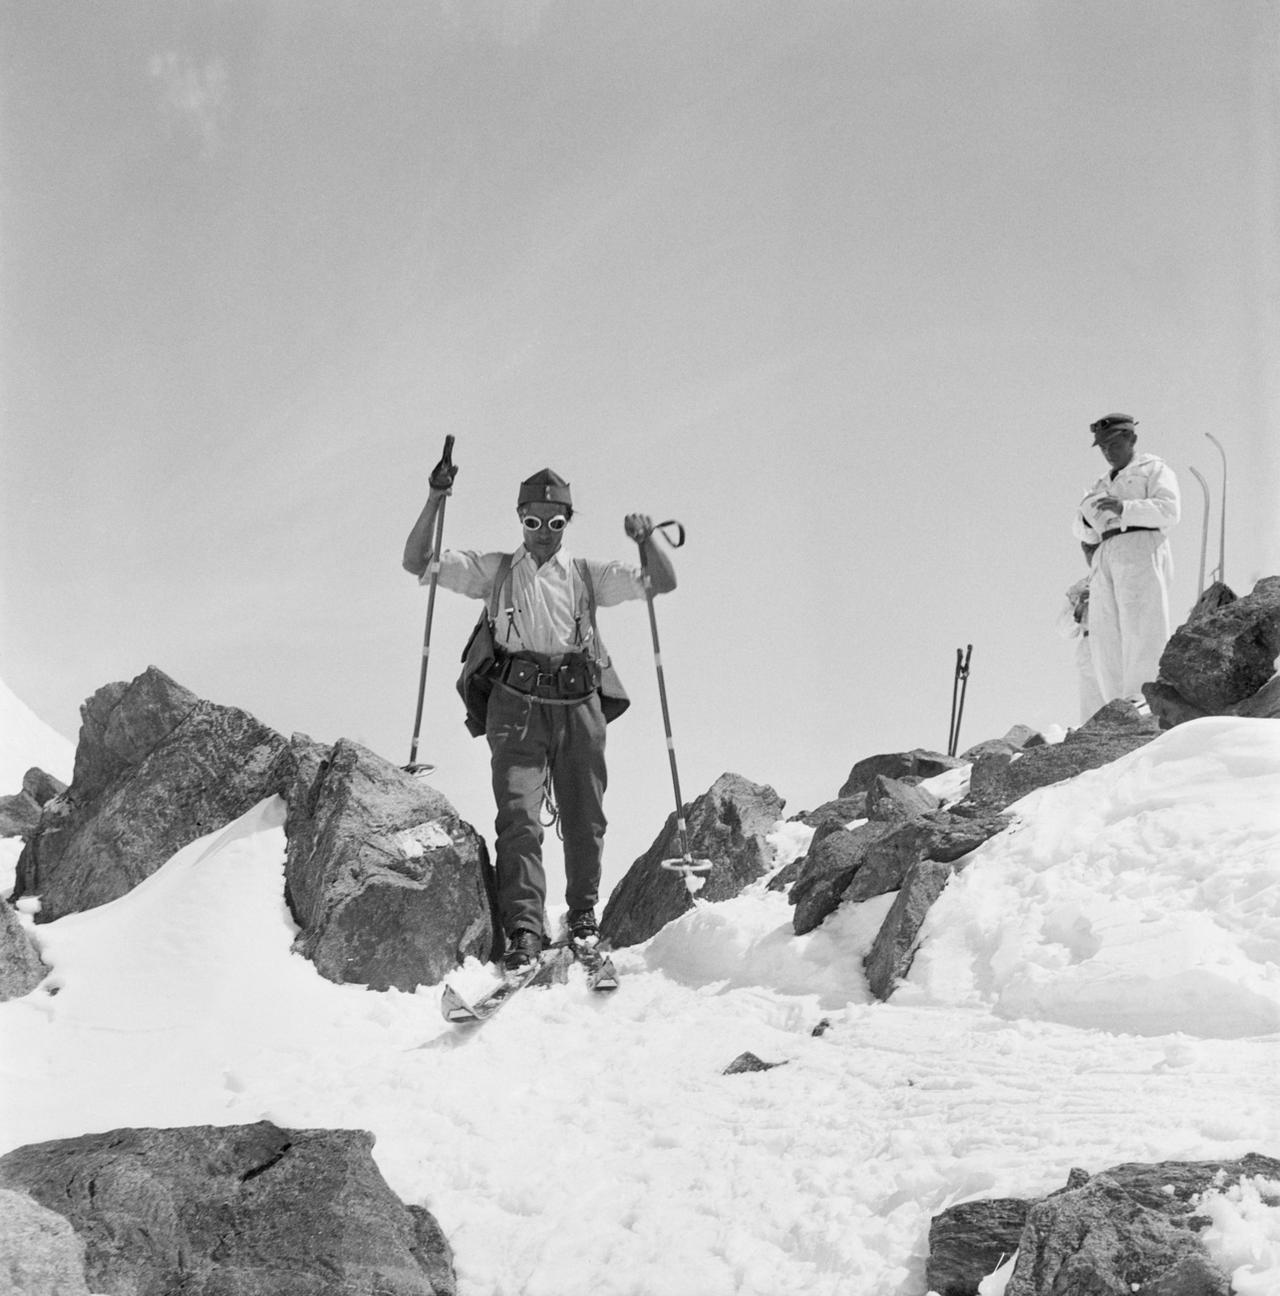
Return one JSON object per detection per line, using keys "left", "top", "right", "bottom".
{"left": 456, "top": 552, "right": 514, "bottom": 737}
{"left": 575, "top": 560, "right": 630, "bottom": 724}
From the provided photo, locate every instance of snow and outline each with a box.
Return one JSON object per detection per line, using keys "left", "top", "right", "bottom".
{"left": 1, "top": 686, "right": 1278, "bottom": 1295}
{"left": 0, "top": 676, "right": 74, "bottom": 792}
{"left": 903, "top": 718, "right": 1280, "bottom": 1039}
{"left": 1199, "top": 1176, "right": 1280, "bottom": 1295}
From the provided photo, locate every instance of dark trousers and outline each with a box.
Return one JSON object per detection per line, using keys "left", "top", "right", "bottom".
{"left": 485, "top": 685, "right": 608, "bottom": 938}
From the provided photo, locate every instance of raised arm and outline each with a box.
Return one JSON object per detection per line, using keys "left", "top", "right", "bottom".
{"left": 402, "top": 488, "right": 447, "bottom": 577}
{"left": 403, "top": 444, "right": 459, "bottom": 576}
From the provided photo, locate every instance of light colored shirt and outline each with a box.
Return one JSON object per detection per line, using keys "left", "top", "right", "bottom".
{"left": 425, "top": 546, "right": 646, "bottom": 655}
{"left": 1072, "top": 452, "right": 1181, "bottom": 545}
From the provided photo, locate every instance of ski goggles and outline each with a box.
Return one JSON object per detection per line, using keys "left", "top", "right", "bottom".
{"left": 521, "top": 514, "right": 569, "bottom": 532}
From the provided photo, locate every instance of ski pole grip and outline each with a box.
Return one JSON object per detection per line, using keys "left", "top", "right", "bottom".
{"left": 428, "top": 435, "right": 458, "bottom": 492}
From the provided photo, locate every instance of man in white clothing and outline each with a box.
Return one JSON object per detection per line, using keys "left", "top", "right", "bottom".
{"left": 1072, "top": 413, "right": 1180, "bottom": 705}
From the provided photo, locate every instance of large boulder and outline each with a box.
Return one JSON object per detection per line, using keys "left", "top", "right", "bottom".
{"left": 600, "top": 773, "right": 785, "bottom": 948}
{"left": 14, "top": 667, "right": 289, "bottom": 922}
{"left": 0, "top": 1122, "right": 456, "bottom": 1296}
{"left": 1003, "top": 1154, "right": 1280, "bottom": 1296}
{"left": 931, "top": 1154, "right": 1280, "bottom": 1296}
{"left": 0, "top": 900, "right": 47, "bottom": 1001}
{"left": 862, "top": 858, "right": 956, "bottom": 1000}
{"left": 11, "top": 667, "right": 498, "bottom": 989}
{"left": 788, "top": 807, "right": 1009, "bottom": 936}
{"left": 1145, "top": 576, "right": 1280, "bottom": 727}
{"left": 280, "top": 736, "right": 499, "bottom": 990}
{"left": 963, "top": 700, "right": 1159, "bottom": 814}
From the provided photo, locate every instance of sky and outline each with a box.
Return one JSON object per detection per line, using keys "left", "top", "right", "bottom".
{"left": 2, "top": 1, "right": 1278, "bottom": 886}
{"left": 2, "top": 699, "right": 1278, "bottom": 1294}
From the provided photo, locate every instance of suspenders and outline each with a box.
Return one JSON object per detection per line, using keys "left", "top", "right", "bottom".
{"left": 489, "top": 552, "right": 604, "bottom": 664}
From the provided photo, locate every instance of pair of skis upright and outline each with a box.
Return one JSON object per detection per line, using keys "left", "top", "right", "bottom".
{"left": 440, "top": 939, "right": 618, "bottom": 1026}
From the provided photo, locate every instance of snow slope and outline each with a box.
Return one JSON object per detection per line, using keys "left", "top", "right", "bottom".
{"left": 1, "top": 686, "right": 1278, "bottom": 1295}
{"left": 0, "top": 675, "right": 74, "bottom": 790}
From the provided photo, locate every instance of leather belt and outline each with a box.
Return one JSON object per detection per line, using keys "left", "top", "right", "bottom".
{"left": 1100, "top": 527, "right": 1160, "bottom": 541}
{"left": 494, "top": 651, "right": 598, "bottom": 701}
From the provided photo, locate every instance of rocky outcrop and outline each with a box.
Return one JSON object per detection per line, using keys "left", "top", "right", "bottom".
{"left": 962, "top": 700, "right": 1159, "bottom": 813}
{"left": 15, "top": 667, "right": 289, "bottom": 921}
{"left": 789, "top": 804, "right": 1010, "bottom": 937}
{"left": 1145, "top": 576, "right": 1280, "bottom": 727}
{"left": 928, "top": 1153, "right": 1280, "bottom": 1296}
{"left": 793, "top": 709, "right": 1156, "bottom": 989}
{"left": 280, "top": 735, "right": 499, "bottom": 990}
{"left": 0, "top": 1122, "right": 456, "bottom": 1296}
{"left": 838, "top": 748, "right": 961, "bottom": 798}
{"left": 600, "top": 773, "right": 785, "bottom": 948}
{"left": 0, "top": 900, "right": 46, "bottom": 1001}
{"left": 9, "top": 667, "right": 498, "bottom": 990}
{"left": 862, "top": 858, "right": 955, "bottom": 1000}
{"left": 926, "top": 1197, "right": 1030, "bottom": 1296}
{"left": 0, "top": 767, "right": 67, "bottom": 840}
{"left": 0, "top": 1188, "right": 93, "bottom": 1296}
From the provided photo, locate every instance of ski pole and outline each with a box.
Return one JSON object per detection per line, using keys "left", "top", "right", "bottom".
{"left": 406, "top": 434, "right": 454, "bottom": 773}
{"left": 1205, "top": 433, "right": 1227, "bottom": 586}
{"left": 636, "top": 519, "right": 712, "bottom": 894}
{"left": 1188, "top": 465, "right": 1210, "bottom": 598}
{"left": 947, "top": 649, "right": 962, "bottom": 756}
{"left": 947, "top": 644, "right": 972, "bottom": 758}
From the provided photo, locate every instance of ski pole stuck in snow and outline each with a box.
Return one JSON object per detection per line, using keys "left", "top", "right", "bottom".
{"left": 635, "top": 518, "right": 713, "bottom": 894}
{"left": 1204, "top": 431, "right": 1227, "bottom": 588}
{"left": 947, "top": 643, "right": 973, "bottom": 758}
{"left": 1188, "top": 464, "right": 1210, "bottom": 598}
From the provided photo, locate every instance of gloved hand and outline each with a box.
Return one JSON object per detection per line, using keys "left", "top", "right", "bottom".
{"left": 429, "top": 446, "right": 458, "bottom": 492}
{"left": 624, "top": 513, "right": 653, "bottom": 543}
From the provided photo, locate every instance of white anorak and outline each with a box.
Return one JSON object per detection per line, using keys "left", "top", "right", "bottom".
{"left": 1072, "top": 451, "right": 1180, "bottom": 704}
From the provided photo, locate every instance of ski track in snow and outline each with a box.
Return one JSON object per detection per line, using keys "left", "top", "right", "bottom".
{"left": 2, "top": 717, "right": 1279, "bottom": 1294}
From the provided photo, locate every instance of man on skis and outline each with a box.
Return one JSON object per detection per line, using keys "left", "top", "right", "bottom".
{"left": 402, "top": 457, "right": 676, "bottom": 976}
{"left": 1072, "top": 413, "right": 1180, "bottom": 708}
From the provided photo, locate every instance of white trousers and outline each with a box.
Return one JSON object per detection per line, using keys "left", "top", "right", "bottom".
{"left": 1087, "top": 531, "right": 1174, "bottom": 703}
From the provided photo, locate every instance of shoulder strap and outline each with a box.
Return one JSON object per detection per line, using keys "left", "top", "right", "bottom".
{"left": 575, "top": 559, "right": 609, "bottom": 666}
{"left": 488, "top": 552, "right": 514, "bottom": 621}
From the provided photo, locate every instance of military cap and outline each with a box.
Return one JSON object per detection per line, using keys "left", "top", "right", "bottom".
{"left": 517, "top": 468, "right": 572, "bottom": 507}
{"left": 1090, "top": 413, "right": 1138, "bottom": 443}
